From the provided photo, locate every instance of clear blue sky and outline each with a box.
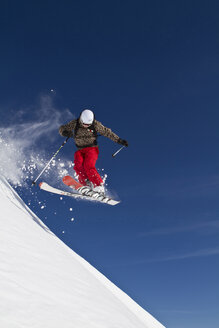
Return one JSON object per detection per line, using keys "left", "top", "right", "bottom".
{"left": 1, "top": 1, "right": 219, "bottom": 327}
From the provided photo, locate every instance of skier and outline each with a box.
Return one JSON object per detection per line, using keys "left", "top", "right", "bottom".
{"left": 59, "top": 109, "right": 128, "bottom": 194}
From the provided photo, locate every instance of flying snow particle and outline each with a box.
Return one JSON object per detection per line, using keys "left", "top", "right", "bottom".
{"left": 71, "top": 218, "right": 75, "bottom": 222}
{"left": 69, "top": 208, "right": 73, "bottom": 211}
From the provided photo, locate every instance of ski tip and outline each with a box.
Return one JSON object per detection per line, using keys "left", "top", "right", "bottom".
{"left": 62, "top": 175, "right": 72, "bottom": 183}
{"left": 62, "top": 175, "right": 82, "bottom": 189}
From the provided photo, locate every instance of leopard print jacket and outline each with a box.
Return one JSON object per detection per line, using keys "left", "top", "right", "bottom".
{"left": 59, "top": 119, "right": 120, "bottom": 149}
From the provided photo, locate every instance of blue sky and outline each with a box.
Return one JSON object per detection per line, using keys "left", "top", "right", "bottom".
{"left": 0, "top": 1, "right": 219, "bottom": 327}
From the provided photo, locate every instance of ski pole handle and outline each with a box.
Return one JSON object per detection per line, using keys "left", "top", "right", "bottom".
{"left": 32, "top": 137, "right": 69, "bottom": 186}
{"left": 112, "top": 146, "right": 125, "bottom": 158}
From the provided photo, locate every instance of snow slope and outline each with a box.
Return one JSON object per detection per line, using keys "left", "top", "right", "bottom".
{"left": 0, "top": 176, "right": 165, "bottom": 328}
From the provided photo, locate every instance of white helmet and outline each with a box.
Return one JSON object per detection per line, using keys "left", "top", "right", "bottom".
{"left": 80, "top": 109, "right": 94, "bottom": 125}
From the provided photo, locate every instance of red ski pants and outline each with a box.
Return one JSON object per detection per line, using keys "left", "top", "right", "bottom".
{"left": 73, "top": 147, "right": 103, "bottom": 187}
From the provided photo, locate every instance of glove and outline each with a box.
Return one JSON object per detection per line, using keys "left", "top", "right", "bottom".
{"left": 118, "top": 138, "right": 128, "bottom": 147}
{"left": 62, "top": 130, "right": 73, "bottom": 138}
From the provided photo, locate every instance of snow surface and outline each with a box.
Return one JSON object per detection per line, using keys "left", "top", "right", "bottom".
{"left": 0, "top": 175, "right": 165, "bottom": 328}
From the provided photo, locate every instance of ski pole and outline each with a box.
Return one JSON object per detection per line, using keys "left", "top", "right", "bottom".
{"left": 32, "top": 137, "right": 69, "bottom": 186}
{"left": 112, "top": 146, "right": 125, "bottom": 158}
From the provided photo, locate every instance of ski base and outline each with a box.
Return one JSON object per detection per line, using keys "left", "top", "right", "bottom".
{"left": 39, "top": 182, "right": 120, "bottom": 206}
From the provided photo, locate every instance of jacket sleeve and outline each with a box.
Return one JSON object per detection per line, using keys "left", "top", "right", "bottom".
{"left": 95, "top": 120, "right": 120, "bottom": 143}
{"left": 59, "top": 119, "right": 77, "bottom": 137}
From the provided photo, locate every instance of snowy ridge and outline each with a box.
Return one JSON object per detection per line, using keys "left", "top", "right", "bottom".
{"left": 0, "top": 175, "right": 165, "bottom": 328}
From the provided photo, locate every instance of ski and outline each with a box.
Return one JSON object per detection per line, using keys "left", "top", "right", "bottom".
{"left": 39, "top": 181, "right": 120, "bottom": 206}
{"left": 62, "top": 175, "right": 120, "bottom": 205}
